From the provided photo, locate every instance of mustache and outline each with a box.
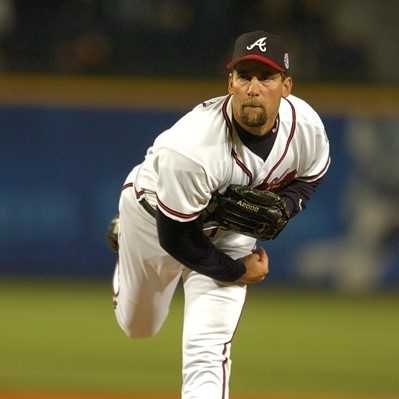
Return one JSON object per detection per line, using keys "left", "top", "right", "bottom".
{"left": 242, "top": 101, "right": 264, "bottom": 108}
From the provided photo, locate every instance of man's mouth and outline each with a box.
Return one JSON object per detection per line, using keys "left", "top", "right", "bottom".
{"left": 244, "top": 104, "right": 263, "bottom": 110}
{"left": 243, "top": 102, "right": 263, "bottom": 107}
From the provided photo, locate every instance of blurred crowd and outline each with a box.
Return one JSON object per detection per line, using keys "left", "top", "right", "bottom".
{"left": 299, "top": 118, "right": 399, "bottom": 291}
{"left": 0, "top": 0, "right": 398, "bottom": 83}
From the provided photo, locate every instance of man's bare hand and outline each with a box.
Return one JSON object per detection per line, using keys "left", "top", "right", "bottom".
{"left": 238, "top": 248, "right": 269, "bottom": 284}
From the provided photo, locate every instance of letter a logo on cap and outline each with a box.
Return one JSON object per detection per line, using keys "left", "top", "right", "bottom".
{"left": 246, "top": 36, "right": 267, "bottom": 52}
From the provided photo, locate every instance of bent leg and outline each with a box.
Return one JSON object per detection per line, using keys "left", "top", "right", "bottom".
{"left": 113, "top": 186, "right": 182, "bottom": 338}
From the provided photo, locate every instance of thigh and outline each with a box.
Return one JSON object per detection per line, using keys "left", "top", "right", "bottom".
{"left": 114, "top": 187, "right": 183, "bottom": 337}
{"left": 212, "top": 230, "right": 257, "bottom": 260}
{"left": 182, "top": 270, "right": 247, "bottom": 345}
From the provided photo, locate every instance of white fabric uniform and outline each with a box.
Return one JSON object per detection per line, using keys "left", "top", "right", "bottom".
{"left": 113, "top": 94, "right": 330, "bottom": 399}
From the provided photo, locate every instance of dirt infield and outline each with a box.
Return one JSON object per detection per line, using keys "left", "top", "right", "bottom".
{"left": 1, "top": 391, "right": 398, "bottom": 399}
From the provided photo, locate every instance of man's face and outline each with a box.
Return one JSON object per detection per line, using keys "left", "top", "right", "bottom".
{"left": 228, "top": 60, "right": 292, "bottom": 135}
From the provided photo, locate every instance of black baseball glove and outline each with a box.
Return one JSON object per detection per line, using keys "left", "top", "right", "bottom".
{"left": 201, "top": 185, "right": 290, "bottom": 240}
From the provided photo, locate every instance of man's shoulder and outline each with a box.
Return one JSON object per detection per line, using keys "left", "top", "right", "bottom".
{"left": 281, "top": 94, "right": 324, "bottom": 130}
{"left": 196, "top": 95, "right": 228, "bottom": 109}
{"left": 153, "top": 95, "right": 231, "bottom": 161}
{"left": 166, "top": 95, "right": 229, "bottom": 137}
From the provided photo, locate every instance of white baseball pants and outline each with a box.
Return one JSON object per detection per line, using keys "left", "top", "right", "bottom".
{"left": 113, "top": 184, "right": 254, "bottom": 399}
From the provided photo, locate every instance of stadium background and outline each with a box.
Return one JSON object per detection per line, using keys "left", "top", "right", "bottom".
{"left": 1, "top": 1, "right": 398, "bottom": 399}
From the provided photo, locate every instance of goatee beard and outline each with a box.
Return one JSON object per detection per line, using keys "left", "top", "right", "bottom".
{"left": 241, "top": 105, "right": 267, "bottom": 127}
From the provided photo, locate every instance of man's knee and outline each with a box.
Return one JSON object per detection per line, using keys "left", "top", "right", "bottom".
{"left": 115, "top": 310, "right": 162, "bottom": 338}
{"left": 120, "top": 323, "right": 160, "bottom": 339}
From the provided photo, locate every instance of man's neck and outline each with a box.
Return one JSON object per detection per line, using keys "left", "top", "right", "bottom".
{"left": 232, "top": 116, "right": 279, "bottom": 161}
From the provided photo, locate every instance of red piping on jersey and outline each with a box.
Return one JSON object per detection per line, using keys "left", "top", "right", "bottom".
{"left": 299, "top": 156, "right": 331, "bottom": 182}
{"left": 135, "top": 188, "right": 144, "bottom": 199}
{"left": 156, "top": 195, "right": 201, "bottom": 219}
{"left": 122, "top": 182, "right": 139, "bottom": 195}
{"left": 122, "top": 182, "right": 146, "bottom": 200}
{"left": 231, "top": 149, "right": 253, "bottom": 185}
{"left": 123, "top": 182, "right": 200, "bottom": 219}
{"left": 222, "top": 95, "right": 254, "bottom": 185}
{"left": 122, "top": 182, "right": 133, "bottom": 191}
{"left": 262, "top": 97, "right": 297, "bottom": 184}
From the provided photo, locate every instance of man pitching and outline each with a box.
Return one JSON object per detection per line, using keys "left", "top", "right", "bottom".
{"left": 109, "top": 30, "right": 330, "bottom": 399}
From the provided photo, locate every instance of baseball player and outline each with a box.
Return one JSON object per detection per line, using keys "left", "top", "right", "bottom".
{"left": 109, "top": 31, "right": 330, "bottom": 399}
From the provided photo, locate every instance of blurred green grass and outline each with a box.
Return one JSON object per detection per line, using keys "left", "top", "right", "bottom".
{"left": 0, "top": 279, "right": 398, "bottom": 396}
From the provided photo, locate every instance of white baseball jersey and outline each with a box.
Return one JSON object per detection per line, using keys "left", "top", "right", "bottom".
{"left": 129, "top": 94, "right": 330, "bottom": 222}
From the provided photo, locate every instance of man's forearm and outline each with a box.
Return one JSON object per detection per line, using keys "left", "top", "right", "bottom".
{"left": 156, "top": 211, "right": 246, "bottom": 282}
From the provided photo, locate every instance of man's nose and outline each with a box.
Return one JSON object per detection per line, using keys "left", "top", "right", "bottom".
{"left": 247, "top": 77, "right": 261, "bottom": 96}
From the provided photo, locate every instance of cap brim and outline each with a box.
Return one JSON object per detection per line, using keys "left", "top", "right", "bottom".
{"left": 227, "top": 54, "right": 284, "bottom": 72}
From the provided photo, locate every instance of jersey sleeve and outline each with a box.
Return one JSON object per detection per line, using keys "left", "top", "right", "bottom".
{"left": 154, "top": 148, "right": 211, "bottom": 222}
{"left": 298, "top": 126, "right": 331, "bottom": 182}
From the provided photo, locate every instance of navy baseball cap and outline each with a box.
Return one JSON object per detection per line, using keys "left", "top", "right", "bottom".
{"left": 227, "top": 31, "right": 290, "bottom": 73}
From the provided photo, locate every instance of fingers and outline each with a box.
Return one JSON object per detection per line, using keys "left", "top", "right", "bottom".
{"left": 240, "top": 273, "right": 266, "bottom": 285}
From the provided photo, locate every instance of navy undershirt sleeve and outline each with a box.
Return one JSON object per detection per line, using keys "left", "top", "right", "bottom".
{"left": 279, "top": 179, "right": 321, "bottom": 217}
{"left": 156, "top": 211, "right": 247, "bottom": 282}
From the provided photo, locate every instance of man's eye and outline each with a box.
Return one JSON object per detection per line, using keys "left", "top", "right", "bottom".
{"left": 238, "top": 73, "right": 250, "bottom": 81}
{"left": 259, "top": 74, "right": 273, "bottom": 81}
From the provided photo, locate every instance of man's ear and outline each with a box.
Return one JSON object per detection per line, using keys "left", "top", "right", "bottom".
{"left": 282, "top": 76, "right": 293, "bottom": 97}
{"left": 228, "top": 72, "right": 234, "bottom": 95}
